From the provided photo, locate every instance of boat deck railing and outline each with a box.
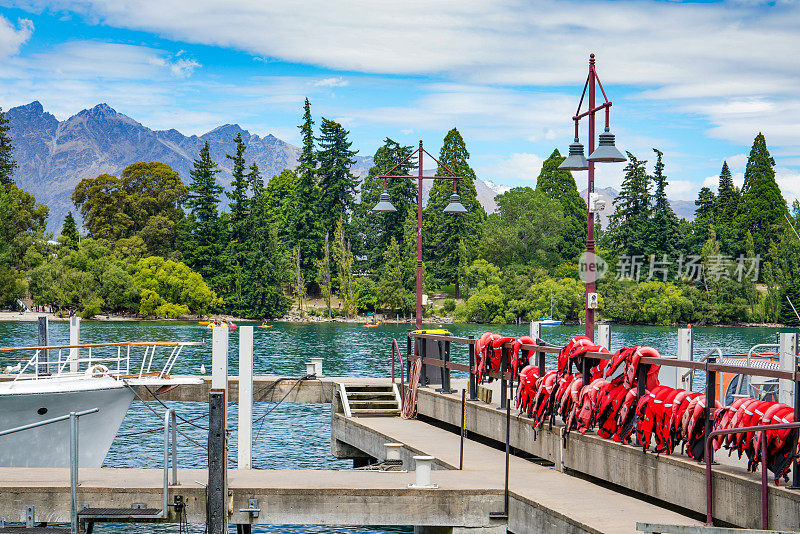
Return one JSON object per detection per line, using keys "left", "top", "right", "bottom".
{"left": 0, "top": 341, "right": 203, "bottom": 383}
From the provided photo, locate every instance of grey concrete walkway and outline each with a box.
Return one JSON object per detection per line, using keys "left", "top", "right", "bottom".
{"left": 334, "top": 414, "right": 703, "bottom": 534}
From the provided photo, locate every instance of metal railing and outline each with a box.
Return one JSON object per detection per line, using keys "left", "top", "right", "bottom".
{"left": 705, "top": 421, "right": 800, "bottom": 529}
{"left": 0, "top": 341, "right": 202, "bottom": 385}
{"left": 0, "top": 407, "right": 100, "bottom": 534}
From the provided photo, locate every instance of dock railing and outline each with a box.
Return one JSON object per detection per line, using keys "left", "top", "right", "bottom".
{"left": 705, "top": 421, "right": 800, "bottom": 529}
{"left": 0, "top": 407, "right": 100, "bottom": 534}
{"left": 404, "top": 331, "right": 800, "bottom": 483}
{"left": 0, "top": 341, "right": 203, "bottom": 383}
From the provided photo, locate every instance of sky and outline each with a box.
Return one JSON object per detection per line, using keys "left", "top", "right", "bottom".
{"left": 0, "top": 0, "right": 798, "bottom": 202}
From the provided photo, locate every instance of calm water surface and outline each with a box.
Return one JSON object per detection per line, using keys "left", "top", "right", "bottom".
{"left": 1, "top": 320, "right": 798, "bottom": 532}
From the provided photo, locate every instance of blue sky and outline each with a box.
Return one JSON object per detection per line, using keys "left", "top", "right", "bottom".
{"left": 0, "top": 0, "right": 798, "bottom": 201}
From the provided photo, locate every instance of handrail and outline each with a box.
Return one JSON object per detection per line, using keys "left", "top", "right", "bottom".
{"left": 705, "top": 421, "right": 800, "bottom": 529}
{"left": 0, "top": 407, "right": 99, "bottom": 534}
{"left": 390, "top": 338, "right": 405, "bottom": 409}
{"left": 0, "top": 341, "right": 204, "bottom": 352}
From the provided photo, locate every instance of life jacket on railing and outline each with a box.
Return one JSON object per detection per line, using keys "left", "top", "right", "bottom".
{"left": 516, "top": 364, "right": 540, "bottom": 416}
{"left": 512, "top": 336, "right": 536, "bottom": 377}
{"left": 624, "top": 346, "right": 662, "bottom": 391}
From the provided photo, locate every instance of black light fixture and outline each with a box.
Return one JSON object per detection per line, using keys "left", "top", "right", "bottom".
{"left": 588, "top": 126, "right": 626, "bottom": 163}
{"left": 558, "top": 138, "right": 589, "bottom": 171}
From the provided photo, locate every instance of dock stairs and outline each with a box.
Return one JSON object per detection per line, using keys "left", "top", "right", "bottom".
{"left": 337, "top": 383, "right": 401, "bottom": 417}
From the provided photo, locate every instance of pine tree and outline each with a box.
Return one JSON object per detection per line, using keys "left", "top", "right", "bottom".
{"left": 735, "top": 133, "right": 787, "bottom": 257}
{"left": 0, "top": 108, "right": 17, "bottom": 187}
{"left": 605, "top": 152, "right": 650, "bottom": 257}
{"left": 314, "top": 232, "right": 332, "bottom": 318}
{"left": 535, "top": 149, "right": 587, "bottom": 262}
{"left": 298, "top": 98, "right": 316, "bottom": 174}
{"left": 377, "top": 236, "right": 405, "bottom": 312}
{"left": 61, "top": 211, "right": 79, "bottom": 249}
{"left": 238, "top": 190, "right": 291, "bottom": 319}
{"left": 247, "top": 162, "right": 264, "bottom": 196}
{"left": 226, "top": 133, "right": 249, "bottom": 243}
{"left": 716, "top": 161, "right": 739, "bottom": 224}
{"left": 185, "top": 142, "right": 224, "bottom": 291}
{"left": 648, "top": 149, "right": 682, "bottom": 257}
{"left": 317, "top": 118, "right": 358, "bottom": 230}
{"left": 423, "top": 128, "right": 485, "bottom": 296}
{"left": 353, "top": 138, "right": 416, "bottom": 270}
{"left": 285, "top": 99, "right": 323, "bottom": 286}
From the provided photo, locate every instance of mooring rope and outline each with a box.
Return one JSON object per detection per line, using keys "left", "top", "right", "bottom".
{"left": 401, "top": 359, "right": 421, "bottom": 419}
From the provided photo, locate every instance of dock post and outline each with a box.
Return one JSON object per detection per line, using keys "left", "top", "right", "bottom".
{"left": 499, "top": 345, "right": 508, "bottom": 409}
{"left": 69, "top": 316, "right": 80, "bottom": 373}
{"left": 37, "top": 316, "right": 48, "bottom": 375}
{"left": 705, "top": 357, "right": 716, "bottom": 465}
{"left": 420, "top": 337, "right": 428, "bottom": 387}
{"left": 69, "top": 412, "right": 78, "bottom": 534}
{"left": 598, "top": 324, "right": 611, "bottom": 351}
{"left": 208, "top": 326, "right": 228, "bottom": 534}
{"left": 678, "top": 327, "right": 693, "bottom": 390}
{"left": 779, "top": 332, "right": 797, "bottom": 406}
{"left": 530, "top": 320, "right": 541, "bottom": 341}
{"left": 238, "top": 326, "right": 253, "bottom": 470}
{"left": 208, "top": 391, "right": 227, "bottom": 534}
{"left": 468, "top": 336, "right": 477, "bottom": 400}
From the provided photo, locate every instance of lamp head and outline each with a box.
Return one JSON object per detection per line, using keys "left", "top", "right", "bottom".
{"left": 558, "top": 138, "right": 589, "bottom": 171}
{"left": 443, "top": 193, "right": 467, "bottom": 214}
{"left": 372, "top": 191, "right": 397, "bottom": 213}
{"left": 588, "top": 127, "right": 626, "bottom": 163}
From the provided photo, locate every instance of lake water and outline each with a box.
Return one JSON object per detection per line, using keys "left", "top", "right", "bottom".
{"left": 1, "top": 320, "right": 798, "bottom": 532}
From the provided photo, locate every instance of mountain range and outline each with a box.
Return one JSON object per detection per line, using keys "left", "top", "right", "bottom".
{"left": 5, "top": 101, "right": 692, "bottom": 233}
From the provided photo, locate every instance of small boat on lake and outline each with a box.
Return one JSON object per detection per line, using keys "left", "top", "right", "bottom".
{"left": 0, "top": 340, "right": 202, "bottom": 468}
{"left": 538, "top": 315, "right": 562, "bottom": 326}
{"left": 257, "top": 324, "right": 273, "bottom": 329}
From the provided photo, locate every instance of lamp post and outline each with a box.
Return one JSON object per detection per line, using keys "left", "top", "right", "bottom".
{"left": 559, "top": 53, "right": 626, "bottom": 341}
{"left": 372, "top": 140, "right": 467, "bottom": 330}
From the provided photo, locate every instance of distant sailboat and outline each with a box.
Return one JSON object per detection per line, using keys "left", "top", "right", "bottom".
{"left": 538, "top": 290, "right": 562, "bottom": 326}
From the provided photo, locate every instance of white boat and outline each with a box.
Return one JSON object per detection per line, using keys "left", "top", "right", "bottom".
{"left": 0, "top": 341, "right": 203, "bottom": 468}
{"left": 538, "top": 315, "right": 562, "bottom": 326}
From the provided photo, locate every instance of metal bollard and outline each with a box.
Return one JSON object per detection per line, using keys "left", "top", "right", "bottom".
{"left": 305, "top": 362, "right": 317, "bottom": 376}
{"left": 409, "top": 456, "right": 437, "bottom": 488}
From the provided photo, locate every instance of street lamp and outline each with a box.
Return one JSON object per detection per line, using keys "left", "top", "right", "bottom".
{"left": 371, "top": 140, "right": 466, "bottom": 330}
{"left": 558, "top": 53, "right": 626, "bottom": 341}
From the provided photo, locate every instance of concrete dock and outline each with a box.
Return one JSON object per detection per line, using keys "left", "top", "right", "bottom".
{"left": 1, "top": 373, "right": 797, "bottom": 532}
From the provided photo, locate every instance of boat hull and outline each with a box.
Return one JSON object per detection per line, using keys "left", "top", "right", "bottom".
{"left": 0, "top": 385, "right": 135, "bottom": 468}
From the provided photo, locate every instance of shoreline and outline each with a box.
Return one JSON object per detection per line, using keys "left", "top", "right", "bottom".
{"left": 0, "top": 311, "right": 790, "bottom": 329}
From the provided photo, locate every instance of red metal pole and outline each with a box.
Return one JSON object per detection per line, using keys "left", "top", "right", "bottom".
{"left": 416, "top": 140, "right": 424, "bottom": 331}
{"left": 761, "top": 429, "right": 769, "bottom": 530}
{"left": 585, "top": 53, "right": 596, "bottom": 341}
{"left": 706, "top": 430, "right": 713, "bottom": 525}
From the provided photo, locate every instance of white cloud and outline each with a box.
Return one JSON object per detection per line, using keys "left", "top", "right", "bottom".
{"left": 314, "top": 76, "right": 348, "bottom": 87}
{"left": 0, "top": 16, "right": 33, "bottom": 59}
{"left": 776, "top": 167, "right": 800, "bottom": 203}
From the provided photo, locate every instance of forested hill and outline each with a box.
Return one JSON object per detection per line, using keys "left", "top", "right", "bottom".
{"left": 5, "top": 101, "right": 372, "bottom": 230}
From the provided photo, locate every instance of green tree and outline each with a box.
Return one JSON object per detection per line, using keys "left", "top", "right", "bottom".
{"left": 61, "top": 211, "right": 79, "bottom": 250}
{"left": 314, "top": 232, "right": 333, "bottom": 317}
{"left": 184, "top": 142, "right": 224, "bottom": 290}
{"left": 536, "top": 149, "right": 587, "bottom": 261}
{"left": 353, "top": 138, "right": 416, "bottom": 269}
{"left": 226, "top": 133, "right": 249, "bottom": 244}
{"left": 605, "top": 152, "right": 650, "bottom": 257}
{"left": 263, "top": 169, "right": 298, "bottom": 229}
{"left": 285, "top": 101, "right": 323, "bottom": 285}
{"left": 716, "top": 161, "right": 739, "bottom": 225}
{"left": 423, "top": 128, "right": 485, "bottom": 296}
{"left": 332, "top": 218, "right": 356, "bottom": 317}
{"left": 0, "top": 107, "right": 17, "bottom": 186}
{"left": 72, "top": 162, "right": 186, "bottom": 242}
{"left": 376, "top": 236, "right": 405, "bottom": 312}
{"left": 735, "top": 133, "right": 787, "bottom": 257}
{"left": 238, "top": 190, "right": 291, "bottom": 319}
{"left": 480, "top": 187, "right": 565, "bottom": 269}
{"left": 317, "top": 118, "right": 358, "bottom": 229}
{"left": 132, "top": 256, "right": 221, "bottom": 315}
{"left": 648, "top": 149, "right": 682, "bottom": 257}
